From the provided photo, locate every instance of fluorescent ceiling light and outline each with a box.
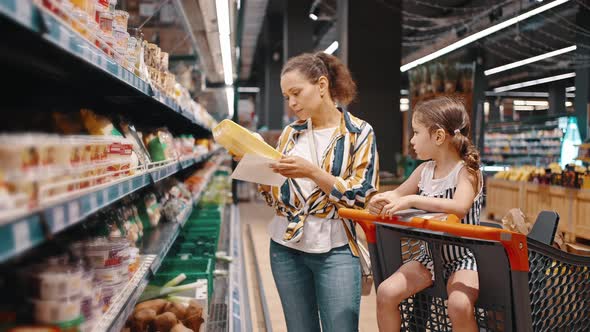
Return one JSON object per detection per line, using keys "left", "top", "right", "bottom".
{"left": 238, "top": 87, "right": 260, "bottom": 93}
{"left": 324, "top": 41, "right": 339, "bottom": 55}
{"left": 400, "top": 89, "right": 409, "bottom": 95}
{"left": 309, "top": 13, "right": 318, "bottom": 20}
{"left": 400, "top": 98, "right": 409, "bottom": 104}
{"left": 226, "top": 87, "right": 234, "bottom": 118}
{"left": 216, "top": 0, "right": 233, "bottom": 85}
{"left": 400, "top": 0, "right": 571, "bottom": 72}
{"left": 566, "top": 101, "right": 573, "bottom": 107}
{"left": 566, "top": 86, "right": 576, "bottom": 92}
{"left": 485, "top": 91, "right": 550, "bottom": 97}
{"left": 514, "top": 105, "right": 536, "bottom": 111}
{"left": 485, "top": 45, "right": 576, "bottom": 76}
{"left": 493, "top": 72, "right": 575, "bottom": 93}
{"left": 513, "top": 100, "right": 549, "bottom": 106}
{"left": 400, "top": 104, "right": 409, "bottom": 112}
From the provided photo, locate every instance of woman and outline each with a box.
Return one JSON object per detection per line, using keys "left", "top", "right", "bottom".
{"left": 259, "top": 52, "right": 379, "bottom": 332}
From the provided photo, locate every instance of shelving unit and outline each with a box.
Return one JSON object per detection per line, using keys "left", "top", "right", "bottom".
{"left": 0, "top": 150, "right": 220, "bottom": 263}
{"left": 0, "top": 0, "right": 211, "bottom": 134}
{"left": 0, "top": 0, "right": 242, "bottom": 330}
{"left": 482, "top": 115, "right": 570, "bottom": 167}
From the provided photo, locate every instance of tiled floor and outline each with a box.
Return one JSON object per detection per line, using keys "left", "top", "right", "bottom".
{"left": 240, "top": 201, "right": 379, "bottom": 332}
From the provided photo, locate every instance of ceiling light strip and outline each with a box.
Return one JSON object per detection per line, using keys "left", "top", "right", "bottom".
{"left": 484, "top": 45, "right": 576, "bottom": 76}
{"left": 493, "top": 72, "right": 575, "bottom": 93}
{"left": 400, "top": 0, "right": 571, "bottom": 72}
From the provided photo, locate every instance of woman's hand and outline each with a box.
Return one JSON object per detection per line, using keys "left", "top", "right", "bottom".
{"left": 270, "top": 156, "right": 319, "bottom": 179}
{"left": 367, "top": 192, "right": 392, "bottom": 215}
{"left": 381, "top": 195, "right": 417, "bottom": 217}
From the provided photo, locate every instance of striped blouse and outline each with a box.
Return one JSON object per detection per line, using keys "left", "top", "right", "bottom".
{"left": 260, "top": 109, "right": 379, "bottom": 243}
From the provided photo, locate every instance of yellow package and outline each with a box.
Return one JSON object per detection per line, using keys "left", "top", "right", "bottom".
{"left": 213, "top": 120, "right": 282, "bottom": 160}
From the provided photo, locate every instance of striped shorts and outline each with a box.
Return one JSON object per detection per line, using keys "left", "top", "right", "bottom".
{"left": 414, "top": 244, "right": 478, "bottom": 281}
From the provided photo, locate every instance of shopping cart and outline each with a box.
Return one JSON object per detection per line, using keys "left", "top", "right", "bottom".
{"left": 338, "top": 209, "right": 590, "bottom": 332}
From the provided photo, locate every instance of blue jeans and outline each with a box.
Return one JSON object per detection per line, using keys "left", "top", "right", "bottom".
{"left": 269, "top": 240, "right": 361, "bottom": 332}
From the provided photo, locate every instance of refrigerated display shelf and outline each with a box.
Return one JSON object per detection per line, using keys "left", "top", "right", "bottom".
{"left": 92, "top": 254, "right": 156, "bottom": 332}
{"left": 0, "top": 151, "right": 219, "bottom": 263}
{"left": 485, "top": 136, "right": 562, "bottom": 142}
{"left": 0, "top": 0, "right": 209, "bottom": 133}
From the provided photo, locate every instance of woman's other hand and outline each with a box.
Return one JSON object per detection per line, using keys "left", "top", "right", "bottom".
{"left": 270, "top": 156, "right": 318, "bottom": 179}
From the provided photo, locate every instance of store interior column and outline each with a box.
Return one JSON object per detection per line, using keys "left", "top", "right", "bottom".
{"left": 341, "top": 0, "right": 402, "bottom": 172}
{"left": 549, "top": 81, "right": 567, "bottom": 115}
{"left": 574, "top": 4, "right": 590, "bottom": 141}
{"left": 263, "top": 12, "right": 285, "bottom": 130}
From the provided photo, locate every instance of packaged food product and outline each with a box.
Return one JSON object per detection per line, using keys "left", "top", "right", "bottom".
{"left": 31, "top": 297, "right": 81, "bottom": 324}
{"left": 72, "top": 9, "right": 89, "bottom": 38}
{"left": 100, "top": 281, "right": 125, "bottom": 311}
{"left": 145, "top": 43, "right": 161, "bottom": 69}
{"left": 113, "top": 10, "right": 129, "bottom": 31}
{"left": 94, "top": 264, "right": 126, "bottom": 284}
{"left": 113, "top": 28, "right": 129, "bottom": 49}
{"left": 213, "top": 119, "right": 282, "bottom": 160}
{"left": 93, "top": 0, "right": 108, "bottom": 23}
{"left": 160, "top": 52, "right": 169, "bottom": 71}
{"left": 70, "top": 0, "right": 88, "bottom": 11}
{"left": 98, "top": 10, "right": 113, "bottom": 36}
{"left": 27, "top": 264, "right": 83, "bottom": 301}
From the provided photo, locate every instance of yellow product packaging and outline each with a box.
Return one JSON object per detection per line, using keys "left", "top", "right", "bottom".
{"left": 213, "top": 120, "right": 282, "bottom": 160}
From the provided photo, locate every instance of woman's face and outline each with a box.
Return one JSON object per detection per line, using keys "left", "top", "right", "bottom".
{"left": 280, "top": 70, "right": 323, "bottom": 121}
{"left": 410, "top": 116, "right": 437, "bottom": 160}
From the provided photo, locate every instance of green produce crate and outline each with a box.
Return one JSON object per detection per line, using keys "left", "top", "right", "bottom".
{"left": 152, "top": 257, "right": 214, "bottom": 298}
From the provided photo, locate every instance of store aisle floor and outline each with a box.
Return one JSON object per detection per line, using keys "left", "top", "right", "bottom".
{"left": 240, "top": 201, "right": 379, "bottom": 332}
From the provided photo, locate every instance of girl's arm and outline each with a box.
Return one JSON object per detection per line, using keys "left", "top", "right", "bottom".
{"left": 382, "top": 168, "right": 478, "bottom": 219}
{"left": 367, "top": 162, "right": 425, "bottom": 215}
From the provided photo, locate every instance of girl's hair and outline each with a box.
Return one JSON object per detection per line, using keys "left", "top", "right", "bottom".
{"left": 281, "top": 52, "right": 357, "bottom": 106}
{"left": 413, "top": 97, "right": 481, "bottom": 176}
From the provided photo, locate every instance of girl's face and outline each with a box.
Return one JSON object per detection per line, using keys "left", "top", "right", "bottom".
{"left": 280, "top": 70, "right": 323, "bottom": 121}
{"left": 410, "top": 116, "right": 439, "bottom": 160}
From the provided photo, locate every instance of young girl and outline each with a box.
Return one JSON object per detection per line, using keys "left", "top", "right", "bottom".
{"left": 368, "top": 97, "right": 482, "bottom": 332}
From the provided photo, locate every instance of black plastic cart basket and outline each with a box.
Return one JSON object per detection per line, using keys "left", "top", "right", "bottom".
{"left": 338, "top": 209, "right": 590, "bottom": 332}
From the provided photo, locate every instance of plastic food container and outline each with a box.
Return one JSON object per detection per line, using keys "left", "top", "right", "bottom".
{"left": 113, "top": 29, "right": 129, "bottom": 49}
{"left": 127, "top": 36, "right": 137, "bottom": 50}
{"left": 84, "top": 238, "right": 128, "bottom": 268}
{"left": 100, "top": 281, "right": 125, "bottom": 311}
{"left": 98, "top": 10, "right": 113, "bottom": 35}
{"left": 31, "top": 297, "right": 81, "bottom": 324}
{"left": 113, "top": 10, "right": 129, "bottom": 31}
{"left": 145, "top": 43, "right": 161, "bottom": 69}
{"left": 70, "top": 0, "right": 88, "bottom": 11}
{"left": 213, "top": 119, "right": 282, "bottom": 159}
{"left": 28, "top": 265, "right": 83, "bottom": 300}
{"left": 160, "top": 52, "right": 169, "bottom": 71}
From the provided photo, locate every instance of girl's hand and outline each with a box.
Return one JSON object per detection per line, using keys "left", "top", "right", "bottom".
{"left": 367, "top": 192, "right": 393, "bottom": 215}
{"left": 381, "top": 195, "right": 416, "bottom": 217}
{"left": 271, "top": 156, "right": 318, "bottom": 179}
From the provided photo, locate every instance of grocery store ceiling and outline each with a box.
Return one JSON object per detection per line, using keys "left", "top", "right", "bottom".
{"left": 241, "top": 0, "right": 586, "bottom": 93}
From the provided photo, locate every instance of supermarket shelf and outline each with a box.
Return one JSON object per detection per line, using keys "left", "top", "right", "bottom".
{"left": 141, "top": 221, "right": 181, "bottom": 275}
{"left": 485, "top": 136, "right": 562, "bottom": 142}
{"left": 93, "top": 254, "right": 156, "bottom": 332}
{"left": 0, "top": 0, "right": 210, "bottom": 135}
{"left": 0, "top": 151, "right": 219, "bottom": 263}
{"left": 140, "top": 157, "right": 222, "bottom": 274}
{"left": 484, "top": 152, "right": 560, "bottom": 157}
{"left": 486, "top": 124, "right": 559, "bottom": 134}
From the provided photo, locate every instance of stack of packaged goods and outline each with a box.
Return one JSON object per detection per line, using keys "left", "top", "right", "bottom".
{"left": 494, "top": 162, "right": 590, "bottom": 189}
{"left": 37, "top": 0, "right": 217, "bottom": 127}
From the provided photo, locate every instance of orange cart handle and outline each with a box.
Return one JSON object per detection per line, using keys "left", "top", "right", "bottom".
{"left": 339, "top": 208, "right": 529, "bottom": 272}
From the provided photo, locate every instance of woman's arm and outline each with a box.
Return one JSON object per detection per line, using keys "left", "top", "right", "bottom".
{"left": 382, "top": 168, "right": 478, "bottom": 218}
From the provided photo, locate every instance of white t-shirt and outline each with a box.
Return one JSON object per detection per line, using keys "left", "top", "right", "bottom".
{"left": 268, "top": 127, "right": 349, "bottom": 253}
